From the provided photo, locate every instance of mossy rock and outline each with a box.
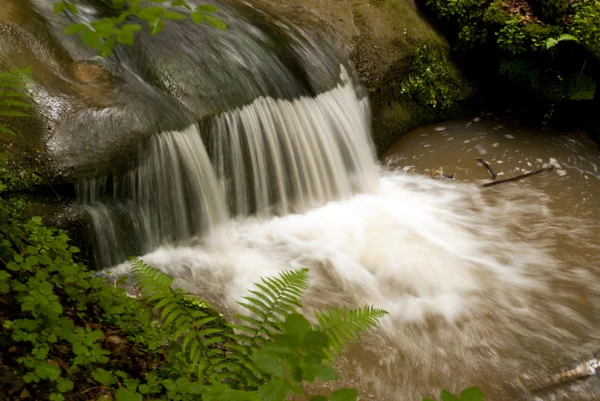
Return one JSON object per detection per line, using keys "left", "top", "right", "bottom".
{"left": 253, "top": 0, "right": 473, "bottom": 154}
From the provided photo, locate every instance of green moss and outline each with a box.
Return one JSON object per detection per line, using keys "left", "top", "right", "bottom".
{"left": 0, "top": 164, "right": 43, "bottom": 194}
{"left": 483, "top": 1, "right": 510, "bottom": 25}
{"left": 371, "top": 41, "right": 472, "bottom": 154}
{"left": 399, "top": 43, "right": 472, "bottom": 111}
{"left": 569, "top": 0, "right": 600, "bottom": 59}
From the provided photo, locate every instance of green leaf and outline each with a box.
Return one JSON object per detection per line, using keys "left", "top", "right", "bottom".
{"left": 53, "top": 2, "right": 67, "bottom": 14}
{"left": 253, "top": 352, "right": 285, "bottom": 378}
{"left": 163, "top": 11, "right": 186, "bottom": 20}
{"left": 122, "top": 24, "right": 142, "bottom": 33}
{"left": 258, "top": 379, "right": 290, "bottom": 401}
{"left": 331, "top": 389, "right": 358, "bottom": 401}
{"left": 82, "top": 30, "right": 101, "bottom": 49}
{"left": 113, "top": 0, "right": 125, "bottom": 9}
{"left": 64, "top": 23, "right": 87, "bottom": 34}
{"left": 204, "top": 15, "right": 227, "bottom": 30}
{"left": 441, "top": 390, "right": 460, "bottom": 401}
{"left": 191, "top": 11, "right": 204, "bottom": 24}
{"left": 138, "top": 384, "right": 151, "bottom": 394}
{"left": 98, "top": 38, "right": 117, "bottom": 57}
{"left": 460, "top": 387, "right": 483, "bottom": 401}
{"left": 66, "top": 3, "right": 78, "bottom": 13}
{"left": 196, "top": 4, "right": 218, "bottom": 12}
{"left": 149, "top": 17, "right": 165, "bottom": 35}
{"left": 115, "top": 388, "right": 142, "bottom": 401}
{"left": 283, "top": 313, "right": 311, "bottom": 342}
{"left": 313, "top": 364, "right": 339, "bottom": 381}
{"left": 137, "top": 6, "right": 165, "bottom": 19}
{"left": 117, "top": 31, "right": 135, "bottom": 45}
{"left": 38, "top": 281, "right": 54, "bottom": 295}
{"left": 57, "top": 378, "right": 74, "bottom": 392}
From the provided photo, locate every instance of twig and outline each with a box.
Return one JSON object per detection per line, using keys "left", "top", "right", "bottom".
{"left": 476, "top": 158, "right": 497, "bottom": 180}
{"left": 479, "top": 167, "right": 553, "bottom": 188}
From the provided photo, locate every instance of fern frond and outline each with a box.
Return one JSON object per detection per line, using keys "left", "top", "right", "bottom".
{"left": 0, "top": 110, "right": 29, "bottom": 117}
{"left": 0, "top": 100, "right": 34, "bottom": 108}
{"left": 314, "top": 306, "right": 387, "bottom": 356}
{"left": 232, "top": 268, "right": 309, "bottom": 347}
{"left": 0, "top": 126, "right": 16, "bottom": 135}
{"left": 546, "top": 34, "right": 578, "bottom": 49}
{"left": 0, "top": 67, "right": 33, "bottom": 136}
{"left": 130, "top": 259, "right": 226, "bottom": 377}
{"left": 0, "top": 90, "right": 31, "bottom": 98}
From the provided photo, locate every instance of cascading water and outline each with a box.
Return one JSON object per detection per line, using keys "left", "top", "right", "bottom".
{"left": 25, "top": 0, "right": 598, "bottom": 399}
{"left": 80, "top": 67, "right": 377, "bottom": 267}
{"left": 107, "top": 119, "right": 600, "bottom": 401}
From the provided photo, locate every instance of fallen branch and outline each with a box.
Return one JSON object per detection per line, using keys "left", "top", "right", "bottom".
{"left": 475, "top": 158, "right": 497, "bottom": 180}
{"left": 526, "top": 353, "right": 600, "bottom": 393}
{"left": 479, "top": 167, "right": 553, "bottom": 188}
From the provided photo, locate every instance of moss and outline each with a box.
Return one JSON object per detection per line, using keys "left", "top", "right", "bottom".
{"left": 371, "top": 41, "right": 472, "bottom": 154}
{"left": 483, "top": 1, "right": 511, "bottom": 25}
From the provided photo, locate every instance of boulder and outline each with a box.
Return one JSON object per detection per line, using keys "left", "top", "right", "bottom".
{"left": 254, "top": 0, "right": 473, "bottom": 154}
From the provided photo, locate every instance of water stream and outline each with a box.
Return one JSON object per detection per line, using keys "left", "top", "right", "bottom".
{"left": 107, "top": 115, "right": 600, "bottom": 400}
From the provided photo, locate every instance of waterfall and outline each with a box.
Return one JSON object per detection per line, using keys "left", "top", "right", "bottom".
{"left": 80, "top": 67, "right": 378, "bottom": 267}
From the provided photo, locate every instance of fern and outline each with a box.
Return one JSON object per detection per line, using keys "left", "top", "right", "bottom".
{"left": 129, "top": 262, "right": 387, "bottom": 399}
{"left": 130, "top": 259, "right": 226, "bottom": 379}
{"left": 546, "top": 34, "right": 578, "bottom": 49}
{"left": 232, "top": 268, "right": 309, "bottom": 346}
{"left": 0, "top": 67, "right": 33, "bottom": 135}
{"left": 315, "top": 306, "right": 388, "bottom": 357}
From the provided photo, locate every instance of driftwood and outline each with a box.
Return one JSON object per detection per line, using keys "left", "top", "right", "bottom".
{"left": 526, "top": 354, "right": 600, "bottom": 393}
{"left": 479, "top": 167, "right": 553, "bottom": 188}
{"left": 475, "top": 158, "right": 497, "bottom": 180}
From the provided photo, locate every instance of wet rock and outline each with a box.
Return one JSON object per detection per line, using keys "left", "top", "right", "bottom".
{"left": 253, "top": 0, "right": 473, "bottom": 154}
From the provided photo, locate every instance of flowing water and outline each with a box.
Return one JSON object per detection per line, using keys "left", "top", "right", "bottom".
{"left": 106, "top": 111, "right": 600, "bottom": 400}
{"left": 31, "top": 1, "right": 599, "bottom": 399}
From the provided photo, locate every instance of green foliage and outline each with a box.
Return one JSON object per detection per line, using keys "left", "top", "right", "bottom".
{"left": 400, "top": 44, "right": 471, "bottom": 110}
{"left": 0, "top": 165, "right": 43, "bottom": 194}
{"left": 423, "top": 387, "right": 484, "bottom": 401}
{"left": 1, "top": 214, "right": 385, "bottom": 401}
{"left": 546, "top": 34, "right": 578, "bottom": 50}
{"left": 0, "top": 68, "right": 33, "bottom": 136}
{"left": 0, "top": 211, "right": 173, "bottom": 400}
{"left": 315, "top": 305, "right": 388, "bottom": 357}
{"left": 424, "top": 0, "right": 599, "bottom": 118}
{"left": 54, "top": 1, "right": 228, "bottom": 56}
{"left": 569, "top": 0, "right": 600, "bottom": 59}
{"left": 124, "top": 261, "right": 387, "bottom": 400}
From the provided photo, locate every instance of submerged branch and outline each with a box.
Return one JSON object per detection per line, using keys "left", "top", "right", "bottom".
{"left": 479, "top": 167, "right": 553, "bottom": 188}
{"left": 475, "top": 158, "right": 497, "bottom": 180}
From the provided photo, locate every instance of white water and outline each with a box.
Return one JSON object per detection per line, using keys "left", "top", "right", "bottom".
{"left": 110, "top": 173, "right": 556, "bottom": 323}
{"left": 108, "top": 165, "right": 600, "bottom": 400}
{"left": 90, "top": 63, "right": 600, "bottom": 399}
{"left": 82, "top": 67, "right": 376, "bottom": 267}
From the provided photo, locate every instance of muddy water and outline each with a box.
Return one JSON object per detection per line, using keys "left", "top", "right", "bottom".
{"left": 110, "top": 115, "right": 600, "bottom": 401}
{"left": 374, "top": 115, "right": 600, "bottom": 401}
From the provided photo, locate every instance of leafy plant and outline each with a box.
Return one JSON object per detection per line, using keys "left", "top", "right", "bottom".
{"left": 0, "top": 67, "right": 33, "bottom": 136}
{"left": 54, "top": 0, "right": 228, "bottom": 56}
{"left": 424, "top": 0, "right": 599, "bottom": 123}
{"left": 126, "top": 261, "right": 388, "bottom": 400}
{"left": 400, "top": 43, "right": 470, "bottom": 110}
{"left": 423, "top": 387, "right": 484, "bottom": 401}
{"left": 546, "top": 34, "right": 578, "bottom": 50}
